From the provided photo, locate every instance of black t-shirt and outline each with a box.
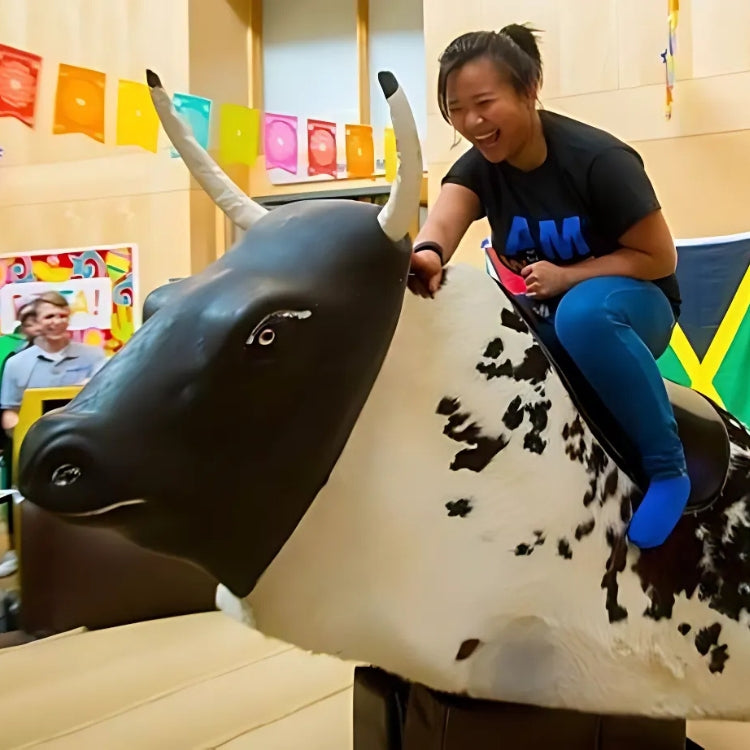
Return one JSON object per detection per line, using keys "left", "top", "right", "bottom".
{"left": 442, "top": 110, "right": 681, "bottom": 316}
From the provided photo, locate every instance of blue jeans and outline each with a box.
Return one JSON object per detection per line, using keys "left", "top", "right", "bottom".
{"left": 550, "top": 276, "right": 686, "bottom": 480}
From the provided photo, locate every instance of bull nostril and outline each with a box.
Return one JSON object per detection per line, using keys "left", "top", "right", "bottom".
{"left": 51, "top": 464, "right": 82, "bottom": 487}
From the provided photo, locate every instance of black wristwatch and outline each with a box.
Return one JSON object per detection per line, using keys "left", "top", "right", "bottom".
{"left": 413, "top": 241, "right": 445, "bottom": 265}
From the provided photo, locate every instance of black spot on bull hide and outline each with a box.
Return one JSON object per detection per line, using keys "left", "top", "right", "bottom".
{"left": 558, "top": 538, "right": 573, "bottom": 560}
{"left": 483, "top": 338, "right": 504, "bottom": 359}
{"left": 476, "top": 344, "right": 550, "bottom": 385}
{"left": 586, "top": 444, "right": 608, "bottom": 478}
{"left": 501, "top": 308, "right": 528, "bottom": 333}
{"left": 437, "top": 397, "right": 509, "bottom": 472}
{"left": 446, "top": 499, "right": 473, "bottom": 518}
{"left": 562, "top": 416, "right": 586, "bottom": 463}
{"left": 502, "top": 396, "right": 524, "bottom": 430}
{"left": 693, "top": 623, "right": 730, "bottom": 674}
{"left": 601, "top": 530, "right": 628, "bottom": 623}
{"left": 710, "top": 644, "right": 729, "bottom": 674}
{"left": 524, "top": 401, "right": 550, "bottom": 455}
{"left": 583, "top": 479, "right": 597, "bottom": 508}
{"left": 501, "top": 396, "right": 551, "bottom": 455}
{"left": 695, "top": 623, "right": 721, "bottom": 656}
{"left": 562, "top": 416, "right": 585, "bottom": 441}
{"left": 455, "top": 639, "right": 482, "bottom": 661}
{"left": 514, "top": 531, "right": 546, "bottom": 557}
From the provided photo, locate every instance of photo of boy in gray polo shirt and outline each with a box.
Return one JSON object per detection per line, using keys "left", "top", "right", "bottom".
{"left": 0, "top": 291, "right": 106, "bottom": 434}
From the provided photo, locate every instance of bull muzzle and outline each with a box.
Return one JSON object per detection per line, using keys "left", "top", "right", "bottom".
{"left": 18, "top": 413, "right": 139, "bottom": 517}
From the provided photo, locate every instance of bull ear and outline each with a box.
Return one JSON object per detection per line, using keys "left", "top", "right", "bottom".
{"left": 143, "top": 279, "right": 186, "bottom": 322}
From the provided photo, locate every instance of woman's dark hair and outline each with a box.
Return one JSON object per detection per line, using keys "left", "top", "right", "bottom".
{"left": 437, "top": 23, "right": 543, "bottom": 123}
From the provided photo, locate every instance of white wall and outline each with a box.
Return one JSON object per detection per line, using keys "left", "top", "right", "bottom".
{"left": 262, "top": 0, "right": 359, "bottom": 124}
{"left": 368, "top": 0, "right": 427, "bottom": 142}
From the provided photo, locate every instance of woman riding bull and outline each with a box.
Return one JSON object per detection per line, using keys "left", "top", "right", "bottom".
{"left": 410, "top": 24, "right": 689, "bottom": 549}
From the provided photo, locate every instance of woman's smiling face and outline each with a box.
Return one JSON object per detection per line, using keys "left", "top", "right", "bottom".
{"left": 445, "top": 56, "right": 536, "bottom": 165}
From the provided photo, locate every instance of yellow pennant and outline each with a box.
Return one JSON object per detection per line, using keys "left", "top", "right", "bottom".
{"left": 384, "top": 127, "right": 397, "bottom": 183}
{"left": 219, "top": 104, "right": 260, "bottom": 166}
{"left": 116, "top": 80, "right": 159, "bottom": 152}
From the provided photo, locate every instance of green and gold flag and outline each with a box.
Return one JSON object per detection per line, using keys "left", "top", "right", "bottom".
{"left": 657, "top": 232, "right": 750, "bottom": 427}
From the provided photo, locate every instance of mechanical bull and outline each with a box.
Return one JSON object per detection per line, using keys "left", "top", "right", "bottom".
{"left": 16, "top": 71, "right": 750, "bottom": 728}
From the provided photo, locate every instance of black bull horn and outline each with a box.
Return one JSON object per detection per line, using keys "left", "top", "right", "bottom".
{"left": 146, "top": 69, "right": 422, "bottom": 241}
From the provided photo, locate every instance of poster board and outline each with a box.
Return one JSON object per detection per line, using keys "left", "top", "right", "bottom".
{"left": 0, "top": 243, "right": 138, "bottom": 356}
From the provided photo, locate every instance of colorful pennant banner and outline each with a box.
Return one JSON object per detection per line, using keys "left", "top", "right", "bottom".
{"left": 264, "top": 113, "right": 299, "bottom": 174}
{"left": 116, "top": 79, "right": 159, "bottom": 152}
{"left": 0, "top": 43, "right": 405, "bottom": 183}
{"left": 307, "top": 119, "right": 337, "bottom": 178}
{"left": 53, "top": 63, "right": 106, "bottom": 143}
{"left": 0, "top": 44, "right": 42, "bottom": 128}
{"left": 170, "top": 92, "right": 212, "bottom": 157}
{"left": 384, "top": 127, "right": 397, "bottom": 183}
{"left": 346, "top": 124, "right": 374, "bottom": 179}
{"left": 219, "top": 103, "right": 260, "bottom": 167}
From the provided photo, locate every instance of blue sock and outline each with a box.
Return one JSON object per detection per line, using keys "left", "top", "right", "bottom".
{"left": 627, "top": 475, "right": 691, "bottom": 549}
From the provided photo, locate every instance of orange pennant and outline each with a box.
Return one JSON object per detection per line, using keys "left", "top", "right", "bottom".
{"left": 345, "top": 124, "right": 374, "bottom": 178}
{"left": 53, "top": 63, "right": 106, "bottom": 143}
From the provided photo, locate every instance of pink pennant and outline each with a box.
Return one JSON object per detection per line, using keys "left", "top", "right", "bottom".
{"left": 264, "top": 113, "right": 298, "bottom": 174}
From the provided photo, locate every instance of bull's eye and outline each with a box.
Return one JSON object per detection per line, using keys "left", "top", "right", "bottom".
{"left": 246, "top": 309, "right": 311, "bottom": 347}
{"left": 258, "top": 328, "right": 275, "bottom": 346}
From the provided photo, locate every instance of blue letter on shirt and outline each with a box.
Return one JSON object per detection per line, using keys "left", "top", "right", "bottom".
{"left": 538, "top": 217, "right": 591, "bottom": 261}
{"left": 505, "top": 216, "right": 536, "bottom": 257}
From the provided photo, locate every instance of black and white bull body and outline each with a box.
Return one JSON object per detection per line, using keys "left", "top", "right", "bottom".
{"left": 17, "top": 71, "right": 750, "bottom": 721}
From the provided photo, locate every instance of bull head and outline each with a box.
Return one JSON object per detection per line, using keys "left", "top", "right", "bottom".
{"left": 18, "top": 71, "right": 422, "bottom": 597}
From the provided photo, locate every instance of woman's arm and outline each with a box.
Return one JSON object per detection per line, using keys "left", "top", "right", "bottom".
{"left": 565, "top": 209, "right": 677, "bottom": 286}
{"left": 414, "top": 183, "right": 482, "bottom": 264}
{"left": 408, "top": 183, "right": 482, "bottom": 296}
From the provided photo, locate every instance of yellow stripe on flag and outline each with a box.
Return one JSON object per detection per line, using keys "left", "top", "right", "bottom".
{"left": 700, "top": 266, "right": 750, "bottom": 380}
{"left": 669, "top": 324, "right": 724, "bottom": 405}
{"left": 666, "top": 265, "right": 750, "bottom": 407}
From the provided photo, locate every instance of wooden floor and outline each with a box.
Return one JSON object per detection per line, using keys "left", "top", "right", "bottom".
{"left": 3, "top": 517, "right": 750, "bottom": 749}
{"left": 0, "top": 612, "right": 355, "bottom": 749}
